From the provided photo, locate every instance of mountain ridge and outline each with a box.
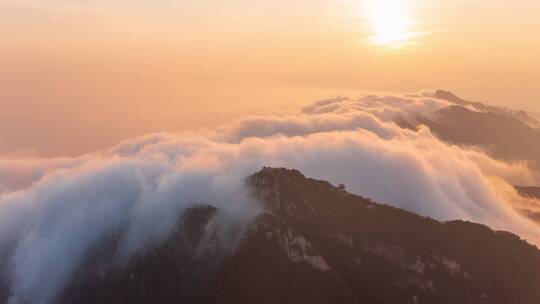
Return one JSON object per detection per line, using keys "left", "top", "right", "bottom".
{"left": 47, "top": 167, "right": 540, "bottom": 304}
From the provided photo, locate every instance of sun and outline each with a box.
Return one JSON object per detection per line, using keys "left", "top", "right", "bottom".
{"left": 364, "top": 0, "right": 414, "bottom": 46}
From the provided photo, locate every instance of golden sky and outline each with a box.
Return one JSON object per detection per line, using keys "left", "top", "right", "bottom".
{"left": 1, "top": 0, "right": 539, "bottom": 155}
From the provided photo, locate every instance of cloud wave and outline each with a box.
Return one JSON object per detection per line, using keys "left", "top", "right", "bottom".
{"left": 0, "top": 92, "right": 539, "bottom": 303}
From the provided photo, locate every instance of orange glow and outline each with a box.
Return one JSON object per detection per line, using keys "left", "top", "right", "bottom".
{"left": 364, "top": 0, "right": 415, "bottom": 46}
{"left": 0, "top": 0, "right": 539, "bottom": 155}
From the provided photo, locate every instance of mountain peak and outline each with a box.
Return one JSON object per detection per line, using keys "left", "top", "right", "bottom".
{"left": 434, "top": 90, "right": 466, "bottom": 104}
{"left": 250, "top": 166, "right": 306, "bottom": 182}
{"left": 47, "top": 168, "right": 540, "bottom": 304}
{"left": 432, "top": 90, "right": 540, "bottom": 129}
{"left": 247, "top": 167, "right": 350, "bottom": 219}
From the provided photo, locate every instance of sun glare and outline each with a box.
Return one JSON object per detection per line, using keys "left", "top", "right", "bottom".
{"left": 364, "top": 0, "right": 414, "bottom": 46}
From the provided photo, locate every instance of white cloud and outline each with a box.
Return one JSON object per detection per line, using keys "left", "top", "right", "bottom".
{"left": 0, "top": 92, "right": 539, "bottom": 303}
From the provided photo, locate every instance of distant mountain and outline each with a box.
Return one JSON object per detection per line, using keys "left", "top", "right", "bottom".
{"left": 424, "top": 92, "right": 540, "bottom": 223}
{"left": 48, "top": 168, "right": 540, "bottom": 304}
{"left": 422, "top": 91, "right": 540, "bottom": 171}
{"left": 434, "top": 90, "right": 540, "bottom": 129}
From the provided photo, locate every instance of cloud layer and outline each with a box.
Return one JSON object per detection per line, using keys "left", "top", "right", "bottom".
{"left": 1, "top": 92, "right": 539, "bottom": 303}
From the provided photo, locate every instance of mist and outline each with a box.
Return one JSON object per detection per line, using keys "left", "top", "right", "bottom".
{"left": 1, "top": 92, "right": 539, "bottom": 303}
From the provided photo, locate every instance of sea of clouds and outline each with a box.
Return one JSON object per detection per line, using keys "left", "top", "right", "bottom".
{"left": 1, "top": 91, "right": 539, "bottom": 303}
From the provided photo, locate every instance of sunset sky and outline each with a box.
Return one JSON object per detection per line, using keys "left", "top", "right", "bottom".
{"left": 1, "top": 0, "right": 539, "bottom": 156}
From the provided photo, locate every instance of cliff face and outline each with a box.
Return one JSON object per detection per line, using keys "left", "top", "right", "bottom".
{"left": 39, "top": 168, "right": 540, "bottom": 303}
